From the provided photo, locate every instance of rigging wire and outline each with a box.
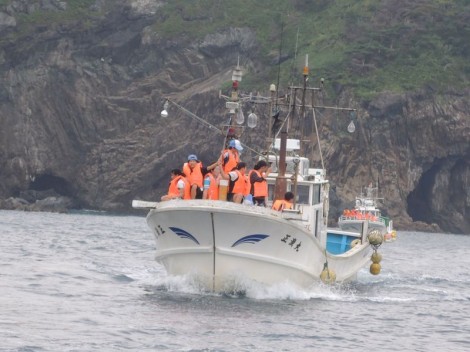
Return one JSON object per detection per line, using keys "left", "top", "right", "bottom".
{"left": 311, "top": 106, "right": 325, "bottom": 170}
{"left": 274, "top": 21, "right": 284, "bottom": 112}
{"left": 289, "top": 26, "right": 300, "bottom": 87}
{"left": 266, "top": 19, "right": 285, "bottom": 159}
{"left": 166, "top": 99, "right": 264, "bottom": 157}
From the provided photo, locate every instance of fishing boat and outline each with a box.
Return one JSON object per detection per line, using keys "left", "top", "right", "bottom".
{"left": 338, "top": 184, "right": 396, "bottom": 242}
{"left": 133, "top": 58, "right": 384, "bottom": 292}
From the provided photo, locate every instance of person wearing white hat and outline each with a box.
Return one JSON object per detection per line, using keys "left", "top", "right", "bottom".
{"left": 222, "top": 139, "right": 243, "bottom": 173}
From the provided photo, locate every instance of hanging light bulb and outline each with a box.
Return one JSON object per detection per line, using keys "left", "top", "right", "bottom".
{"left": 347, "top": 120, "right": 356, "bottom": 133}
{"left": 161, "top": 100, "right": 169, "bottom": 117}
{"left": 236, "top": 108, "right": 245, "bottom": 124}
{"left": 247, "top": 112, "right": 258, "bottom": 128}
{"left": 347, "top": 110, "right": 357, "bottom": 133}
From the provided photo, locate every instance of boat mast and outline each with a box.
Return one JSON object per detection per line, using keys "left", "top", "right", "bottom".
{"left": 299, "top": 55, "right": 308, "bottom": 141}
{"left": 273, "top": 55, "right": 309, "bottom": 202}
{"left": 273, "top": 125, "right": 288, "bottom": 201}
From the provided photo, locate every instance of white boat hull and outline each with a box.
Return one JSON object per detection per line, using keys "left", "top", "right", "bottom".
{"left": 146, "top": 200, "right": 372, "bottom": 291}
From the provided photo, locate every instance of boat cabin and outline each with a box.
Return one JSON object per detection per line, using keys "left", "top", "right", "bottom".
{"left": 265, "top": 155, "right": 325, "bottom": 208}
{"left": 263, "top": 138, "right": 326, "bottom": 209}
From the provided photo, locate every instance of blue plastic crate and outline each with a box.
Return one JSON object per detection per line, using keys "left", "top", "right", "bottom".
{"left": 326, "top": 232, "right": 354, "bottom": 254}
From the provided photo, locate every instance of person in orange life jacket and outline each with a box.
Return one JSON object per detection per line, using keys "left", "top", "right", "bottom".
{"left": 249, "top": 160, "right": 271, "bottom": 206}
{"left": 182, "top": 154, "right": 218, "bottom": 199}
{"left": 202, "top": 164, "right": 222, "bottom": 200}
{"left": 272, "top": 191, "right": 294, "bottom": 211}
{"left": 161, "top": 169, "right": 190, "bottom": 201}
{"left": 219, "top": 161, "right": 248, "bottom": 204}
{"left": 222, "top": 139, "right": 243, "bottom": 173}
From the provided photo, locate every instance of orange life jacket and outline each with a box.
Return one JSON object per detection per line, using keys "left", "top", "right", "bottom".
{"left": 183, "top": 162, "right": 203, "bottom": 188}
{"left": 168, "top": 175, "right": 191, "bottom": 200}
{"left": 222, "top": 149, "right": 240, "bottom": 173}
{"left": 249, "top": 170, "right": 268, "bottom": 197}
{"left": 244, "top": 173, "right": 251, "bottom": 196}
{"left": 231, "top": 170, "right": 248, "bottom": 195}
{"left": 272, "top": 199, "right": 293, "bottom": 211}
{"left": 204, "top": 173, "right": 219, "bottom": 200}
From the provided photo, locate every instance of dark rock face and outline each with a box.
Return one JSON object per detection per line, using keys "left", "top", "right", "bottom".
{"left": 0, "top": 1, "right": 468, "bottom": 233}
{"left": 0, "top": 192, "right": 78, "bottom": 213}
{"left": 325, "top": 90, "right": 469, "bottom": 233}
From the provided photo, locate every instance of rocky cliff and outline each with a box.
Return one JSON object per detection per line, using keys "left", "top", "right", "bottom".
{"left": 0, "top": 0, "right": 468, "bottom": 233}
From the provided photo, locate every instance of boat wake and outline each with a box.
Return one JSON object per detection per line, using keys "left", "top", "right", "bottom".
{"left": 139, "top": 271, "right": 388, "bottom": 302}
{"left": 142, "top": 268, "right": 468, "bottom": 306}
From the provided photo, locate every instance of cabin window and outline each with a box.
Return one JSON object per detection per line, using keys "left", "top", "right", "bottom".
{"left": 296, "top": 185, "right": 310, "bottom": 204}
{"left": 268, "top": 184, "right": 275, "bottom": 201}
{"left": 315, "top": 209, "right": 320, "bottom": 237}
{"left": 312, "top": 185, "right": 321, "bottom": 204}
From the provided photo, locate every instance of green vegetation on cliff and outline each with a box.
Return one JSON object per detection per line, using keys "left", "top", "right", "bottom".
{"left": 2, "top": 0, "right": 468, "bottom": 98}
{"left": 154, "top": 0, "right": 469, "bottom": 98}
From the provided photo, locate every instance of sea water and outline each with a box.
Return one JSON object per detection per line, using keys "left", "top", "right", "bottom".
{"left": 0, "top": 210, "right": 469, "bottom": 352}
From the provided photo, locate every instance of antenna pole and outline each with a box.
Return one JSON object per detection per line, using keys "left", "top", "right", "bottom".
{"left": 274, "top": 127, "right": 288, "bottom": 202}
{"left": 299, "top": 54, "right": 309, "bottom": 150}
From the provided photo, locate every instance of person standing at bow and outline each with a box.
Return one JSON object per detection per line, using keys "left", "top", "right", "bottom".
{"left": 161, "top": 169, "right": 191, "bottom": 201}
{"left": 202, "top": 163, "right": 222, "bottom": 200}
{"left": 182, "top": 154, "right": 218, "bottom": 199}
{"left": 220, "top": 162, "right": 249, "bottom": 204}
{"left": 249, "top": 160, "right": 270, "bottom": 207}
{"left": 272, "top": 192, "right": 294, "bottom": 211}
{"left": 222, "top": 139, "right": 243, "bottom": 173}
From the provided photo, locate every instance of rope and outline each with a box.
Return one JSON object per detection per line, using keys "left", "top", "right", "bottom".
{"left": 322, "top": 249, "right": 331, "bottom": 280}
{"left": 167, "top": 99, "right": 223, "bottom": 134}
{"left": 166, "top": 99, "right": 264, "bottom": 158}
{"left": 311, "top": 106, "right": 325, "bottom": 170}
{"left": 221, "top": 115, "right": 233, "bottom": 154}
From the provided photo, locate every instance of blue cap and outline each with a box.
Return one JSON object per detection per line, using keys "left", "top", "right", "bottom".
{"left": 188, "top": 154, "right": 198, "bottom": 161}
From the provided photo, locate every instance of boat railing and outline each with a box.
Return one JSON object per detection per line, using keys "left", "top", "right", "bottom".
{"left": 279, "top": 208, "right": 304, "bottom": 220}
{"left": 339, "top": 214, "right": 384, "bottom": 223}
{"left": 281, "top": 208, "right": 301, "bottom": 214}
{"left": 339, "top": 215, "right": 357, "bottom": 221}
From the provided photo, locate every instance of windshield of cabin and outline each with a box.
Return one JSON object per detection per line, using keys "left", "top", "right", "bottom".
{"left": 296, "top": 185, "right": 310, "bottom": 204}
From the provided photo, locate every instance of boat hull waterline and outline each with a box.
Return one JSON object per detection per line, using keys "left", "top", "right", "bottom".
{"left": 146, "top": 200, "right": 372, "bottom": 291}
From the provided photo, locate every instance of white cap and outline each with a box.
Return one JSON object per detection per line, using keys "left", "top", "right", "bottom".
{"left": 233, "top": 139, "right": 243, "bottom": 151}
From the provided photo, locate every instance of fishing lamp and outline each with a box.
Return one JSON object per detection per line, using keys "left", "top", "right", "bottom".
{"left": 161, "top": 100, "right": 169, "bottom": 118}
{"left": 247, "top": 112, "right": 258, "bottom": 128}
{"left": 303, "top": 54, "right": 309, "bottom": 76}
{"left": 347, "top": 111, "right": 356, "bottom": 133}
{"left": 235, "top": 108, "right": 257, "bottom": 128}
{"left": 232, "top": 66, "right": 242, "bottom": 82}
{"left": 231, "top": 61, "right": 242, "bottom": 101}
{"left": 236, "top": 108, "right": 245, "bottom": 124}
